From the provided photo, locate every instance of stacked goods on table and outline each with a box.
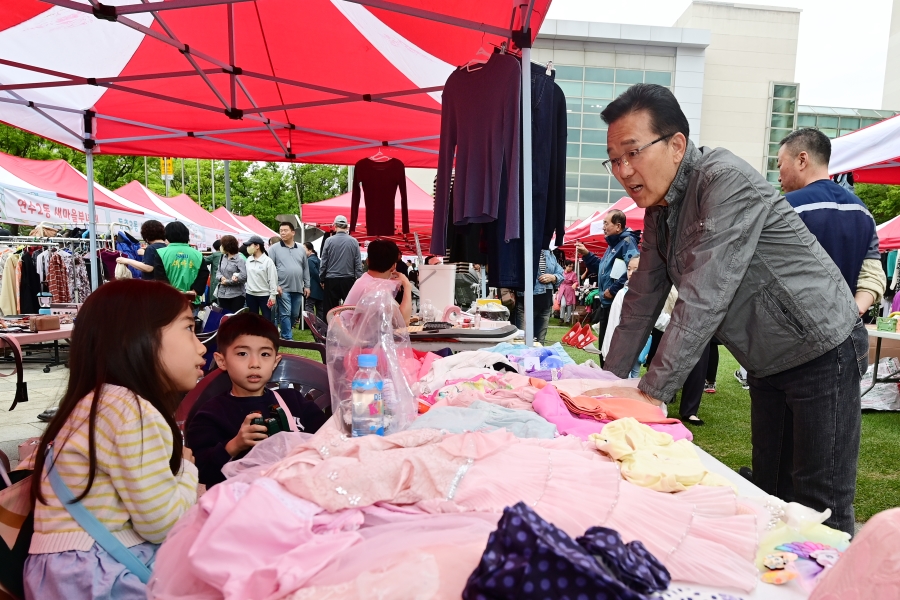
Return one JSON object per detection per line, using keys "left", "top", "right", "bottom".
{"left": 148, "top": 340, "right": 858, "bottom": 600}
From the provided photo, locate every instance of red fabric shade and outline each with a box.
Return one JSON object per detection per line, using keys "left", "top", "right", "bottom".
{"left": 877, "top": 216, "right": 900, "bottom": 252}
{"left": 0, "top": 0, "right": 551, "bottom": 167}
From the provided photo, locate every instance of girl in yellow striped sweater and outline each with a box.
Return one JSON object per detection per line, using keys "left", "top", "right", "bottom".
{"left": 26, "top": 279, "right": 207, "bottom": 599}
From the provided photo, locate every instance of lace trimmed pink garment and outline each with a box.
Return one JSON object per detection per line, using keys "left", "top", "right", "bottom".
{"left": 266, "top": 428, "right": 760, "bottom": 591}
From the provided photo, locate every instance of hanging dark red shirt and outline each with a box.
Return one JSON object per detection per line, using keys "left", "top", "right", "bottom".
{"left": 350, "top": 157, "right": 409, "bottom": 236}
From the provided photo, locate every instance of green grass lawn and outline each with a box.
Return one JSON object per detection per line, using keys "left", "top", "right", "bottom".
{"left": 285, "top": 321, "right": 900, "bottom": 522}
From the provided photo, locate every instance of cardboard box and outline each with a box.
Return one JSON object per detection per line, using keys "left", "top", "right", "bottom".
{"left": 869, "top": 336, "right": 900, "bottom": 363}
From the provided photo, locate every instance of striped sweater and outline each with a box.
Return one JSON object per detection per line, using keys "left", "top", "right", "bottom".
{"left": 30, "top": 384, "right": 198, "bottom": 554}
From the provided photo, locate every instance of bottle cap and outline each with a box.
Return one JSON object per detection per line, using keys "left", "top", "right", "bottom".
{"left": 357, "top": 353, "right": 378, "bottom": 368}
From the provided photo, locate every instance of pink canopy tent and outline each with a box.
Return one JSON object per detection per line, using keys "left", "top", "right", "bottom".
{"left": 557, "top": 196, "right": 644, "bottom": 258}
{"left": 212, "top": 207, "right": 277, "bottom": 239}
{"left": 877, "top": 216, "right": 900, "bottom": 252}
{"left": 302, "top": 176, "right": 434, "bottom": 234}
{"left": 0, "top": 0, "right": 553, "bottom": 343}
{"left": 115, "top": 180, "right": 243, "bottom": 247}
{"left": 0, "top": 149, "right": 166, "bottom": 232}
{"left": 830, "top": 113, "right": 900, "bottom": 184}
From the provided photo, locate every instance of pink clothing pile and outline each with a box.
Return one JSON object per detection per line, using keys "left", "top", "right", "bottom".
{"left": 150, "top": 428, "right": 761, "bottom": 599}
{"left": 533, "top": 385, "right": 693, "bottom": 442}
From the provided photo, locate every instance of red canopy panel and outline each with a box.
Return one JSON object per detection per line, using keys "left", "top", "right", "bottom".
{"left": 877, "top": 216, "right": 900, "bottom": 252}
{"left": 302, "top": 176, "right": 434, "bottom": 234}
{"left": 0, "top": 0, "right": 552, "bottom": 167}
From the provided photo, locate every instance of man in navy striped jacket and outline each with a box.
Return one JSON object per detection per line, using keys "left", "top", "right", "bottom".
{"left": 778, "top": 128, "right": 886, "bottom": 315}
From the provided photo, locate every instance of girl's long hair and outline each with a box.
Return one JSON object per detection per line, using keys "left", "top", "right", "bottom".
{"left": 32, "top": 279, "right": 191, "bottom": 503}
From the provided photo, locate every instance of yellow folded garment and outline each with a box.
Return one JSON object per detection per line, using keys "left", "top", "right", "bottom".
{"left": 589, "top": 417, "right": 734, "bottom": 492}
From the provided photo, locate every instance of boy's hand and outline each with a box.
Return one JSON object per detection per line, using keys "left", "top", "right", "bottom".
{"left": 225, "top": 413, "right": 268, "bottom": 457}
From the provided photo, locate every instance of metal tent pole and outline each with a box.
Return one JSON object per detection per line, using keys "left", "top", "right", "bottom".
{"left": 86, "top": 148, "right": 99, "bottom": 291}
{"left": 224, "top": 159, "right": 232, "bottom": 211}
{"left": 522, "top": 50, "right": 534, "bottom": 346}
{"left": 211, "top": 159, "right": 215, "bottom": 209}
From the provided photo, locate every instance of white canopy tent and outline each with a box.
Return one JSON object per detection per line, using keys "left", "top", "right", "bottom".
{"left": 829, "top": 113, "right": 900, "bottom": 185}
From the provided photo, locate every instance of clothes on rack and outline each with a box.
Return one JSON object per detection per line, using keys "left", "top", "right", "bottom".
{"left": 0, "top": 254, "right": 19, "bottom": 315}
{"left": 350, "top": 157, "right": 409, "bottom": 236}
{"left": 48, "top": 251, "right": 71, "bottom": 303}
{"left": 433, "top": 52, "right": 522, "bottom": 255}
{"left": 18, "top": 250, "right": 41, "bottom": 314}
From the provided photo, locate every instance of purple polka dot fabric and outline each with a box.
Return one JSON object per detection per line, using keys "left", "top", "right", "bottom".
{"left": 576, "top": 527, "right": 670, "bottom": 594}
{"left": 462, "top": 502, "right": 670, "bottom": 600}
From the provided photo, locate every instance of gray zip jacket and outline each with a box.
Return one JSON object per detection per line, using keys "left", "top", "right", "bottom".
{"left": 605, "top": 140, "right": 858, "bottom": 402}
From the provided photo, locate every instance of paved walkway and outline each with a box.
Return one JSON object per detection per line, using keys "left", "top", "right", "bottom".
{"left": 0, "top": 362, "right": 66, "bottom": 467}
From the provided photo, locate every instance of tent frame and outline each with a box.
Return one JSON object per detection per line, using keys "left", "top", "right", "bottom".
{"left": 8, "top": 0, "right": 540, "bottom": 344}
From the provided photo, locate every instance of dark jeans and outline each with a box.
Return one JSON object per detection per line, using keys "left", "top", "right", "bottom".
{"left": 680, "top": 341, "right": 711, "bottom": 418}
{"left": 516, "top": 290, "right": 554, "bottom": 344}
{"left": 591, "top": 304, "right": 612, "bottom": 355}
{"left": 217, "top": 295, "right": 245, "bottom": 314}
{"left": 647, "top": 327, "right": 664, "bottom": 366}
{"left": 747, "top": 320, "right": 867, "bottom": 536}
{"left": 245, "top": 294, "right": 272, "bottom": 321}
{"left": 323, "top": 277, "right": 356, "bottom": 316}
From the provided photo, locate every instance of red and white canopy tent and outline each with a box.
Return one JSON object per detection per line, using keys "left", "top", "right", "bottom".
{"left": 876, "top": 216, "right": 900, "bottom": 252}
{"left": 555, "top": 196, "right": 644, "bottom": 258}
{"left": 115, "top": 179, "right": 244, "bottom": 247}
{"left": 830, "top": 113, "right": 900, "bottom": 185}
{"left": 302, "top": 175, "right": 434, "bottom": 254}
{"left": 0, "top": 0, "right": 551, "bottom": 342}
{"left": 0, "top": 149, "right": 169, "bottom": 232}
{"left": 211, "top": 207, "right": 277, "bottom": 239}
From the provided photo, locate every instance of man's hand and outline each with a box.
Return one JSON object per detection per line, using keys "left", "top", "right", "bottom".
{"left": 538, "top": 274, "right": 557, "bottom": 284}
{"left": 303, "top": 288, "right": 310, "bottom": 298}
{"left": 225, "top": 413, "right": 268, "bottom": 457}
{"left": 277, "top": 286, "right": 283, "bottom": 296}
{"left": 575, "top": 241, "right": 590, "bottom": 257}
{"left": 855, "top": 291, "right": 875, "bottom": 316}
{"left": 603, "top": 289, "right": 613, "bottom": 300}
{"left": 601, "top": 386, "right": 664, "bottom": 407}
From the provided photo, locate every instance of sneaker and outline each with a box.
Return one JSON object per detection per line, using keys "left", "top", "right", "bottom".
{"left": 37, "top": 408, "right": 57, "bottom": 422}
{"left": 733, "top": 369, "right": 749, "bottom": 390}
{"left": 704, "top": 381, "right": 716, "bottom": 394}
{"left": 684, "top": 415, "right": 705, "bottom": 425}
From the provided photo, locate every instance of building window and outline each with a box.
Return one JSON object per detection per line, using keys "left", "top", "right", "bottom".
{"left": 559, "top": 63, "right": 675, "bottom": 224}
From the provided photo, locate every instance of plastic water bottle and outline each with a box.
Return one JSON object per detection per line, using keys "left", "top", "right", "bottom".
{"left": 351, "top": 354, "right": 384, "bottom": 437}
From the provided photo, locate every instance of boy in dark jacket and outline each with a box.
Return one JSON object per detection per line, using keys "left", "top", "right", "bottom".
{"left": 185, "top": 312, "right": 328, "bottom": 487}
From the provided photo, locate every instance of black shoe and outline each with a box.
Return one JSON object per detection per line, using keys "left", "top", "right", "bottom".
{"left": 739, "top": 467, "right": 753, "bottom": 482}
{"left": 684, "top": 415, "right": 704, "bottom": 425}
{"left": 37, "top": 408, "right": 57, "bottom": 422}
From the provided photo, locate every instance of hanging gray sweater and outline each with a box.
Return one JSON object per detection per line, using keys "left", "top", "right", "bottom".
{"left": 432, "top": 53, "right": 521, "bottom": 254}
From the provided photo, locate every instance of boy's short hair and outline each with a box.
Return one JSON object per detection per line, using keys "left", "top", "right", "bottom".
{"left": 216, "top": 312, "right": 279, "bottom": 354}
{"left": 366, "top": 239, "right": 400, "bottom": 273}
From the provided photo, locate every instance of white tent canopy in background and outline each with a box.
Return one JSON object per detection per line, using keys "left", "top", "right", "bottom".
{"left": 0, "top": 150, "right": 169, "bottom": 234}
{"left": 829, "top": 113, "right": 900, "bottom": 185}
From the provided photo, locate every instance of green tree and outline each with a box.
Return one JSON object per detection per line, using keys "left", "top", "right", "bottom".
{"left": 856, "top": 183, "right": 900, "bottom": 225}
{"left": 0, "top": 123, "right": 348, "bottom": 231}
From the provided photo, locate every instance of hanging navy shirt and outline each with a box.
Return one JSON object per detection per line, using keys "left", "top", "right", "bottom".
{"left": 785, "top": 179, "right": 879, "bottom": 294}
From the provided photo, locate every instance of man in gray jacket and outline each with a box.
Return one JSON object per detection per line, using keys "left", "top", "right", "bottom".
{"left": 320, "top": 215, "right": 363, "bottom": 315}
{"left": 602, "top": 84, "right": 866, "bottom": 536}
{"left": 268, "top": 222, "right": 310, "bottom": 340}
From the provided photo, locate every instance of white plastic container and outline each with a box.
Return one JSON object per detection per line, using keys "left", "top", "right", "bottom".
{"left": 417, "top": 264, "right": 457, "bottom": 318}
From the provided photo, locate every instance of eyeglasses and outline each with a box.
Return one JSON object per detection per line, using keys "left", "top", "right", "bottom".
{"left": 602, "top": 133, "right": 674, "bottom": 175}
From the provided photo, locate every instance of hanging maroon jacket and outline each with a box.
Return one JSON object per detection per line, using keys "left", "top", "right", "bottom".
{"left": 350, "top": 157, "right": 409, "bottom": 236}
